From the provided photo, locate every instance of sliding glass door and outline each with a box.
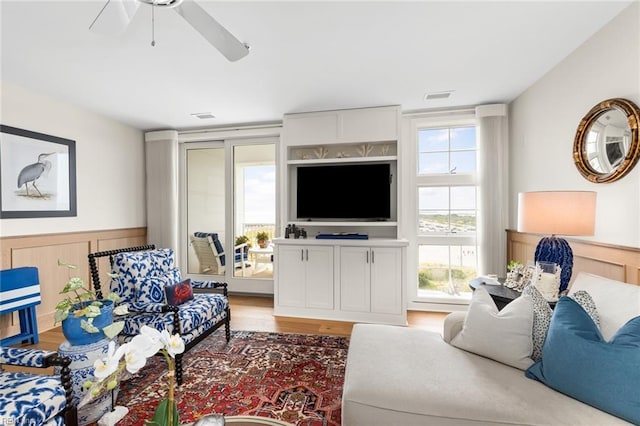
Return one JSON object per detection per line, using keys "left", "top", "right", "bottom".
{"left": 185, "top": 145, "right": 226, "bottom": 277}
{"left": 182, "top": 138, "right": 277, "bottom": 294}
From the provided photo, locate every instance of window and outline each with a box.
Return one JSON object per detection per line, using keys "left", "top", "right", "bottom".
{"left": 416, "top": 125, "right": 478, "bottom": 302}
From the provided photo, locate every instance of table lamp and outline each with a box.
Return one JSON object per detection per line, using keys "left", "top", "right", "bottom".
{"left": 517, "top": 191, "right": 596, "bottom": 292}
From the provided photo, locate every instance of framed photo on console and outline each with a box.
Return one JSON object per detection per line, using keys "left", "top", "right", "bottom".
{"left": 0, "top": 125, "right": 77, "bottom": 218}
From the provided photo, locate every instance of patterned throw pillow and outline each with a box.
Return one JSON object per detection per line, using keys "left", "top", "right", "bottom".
{"left": 569, "top": 290, "right": 600, "bottom": 327}
{"left": 522, "top": 284, "right": 553, "bottom": 362}
{"left": 136, "top": 275, "right": 171, "bottom": 304}
{"left": 165, "top": 279, "right": 194, "bottom": 306}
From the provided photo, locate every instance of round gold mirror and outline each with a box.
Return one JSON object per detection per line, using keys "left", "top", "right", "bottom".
{"left": 573, "top": 98, "right": 640, "bottom": 183}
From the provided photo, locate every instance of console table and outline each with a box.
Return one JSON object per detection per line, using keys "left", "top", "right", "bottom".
{"left": 468, "top": 277, "right": 522, "bottom": 310}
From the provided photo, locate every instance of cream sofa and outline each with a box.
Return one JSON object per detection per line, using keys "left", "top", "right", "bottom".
{"left": 342, "top": 272, "right": 639, "bottom": 425}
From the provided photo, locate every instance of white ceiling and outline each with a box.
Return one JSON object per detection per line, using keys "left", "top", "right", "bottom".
{"left": 0, "top": 1, "right": 633, "bottom": 131}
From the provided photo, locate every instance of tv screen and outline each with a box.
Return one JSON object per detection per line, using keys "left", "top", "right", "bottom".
{"left": 296, "top": 163, "right": 391, "bottom": 220}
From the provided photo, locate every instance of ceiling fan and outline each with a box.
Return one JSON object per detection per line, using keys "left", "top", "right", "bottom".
{"left": 89, "top": 0, "right": 250, "bottom": 62}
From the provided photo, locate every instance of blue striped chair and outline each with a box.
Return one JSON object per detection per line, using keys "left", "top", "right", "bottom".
{"left": 0, "top": 267, "right": 41, "bottom": 346}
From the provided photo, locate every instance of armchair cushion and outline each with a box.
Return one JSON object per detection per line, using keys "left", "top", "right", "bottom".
{"left": 0, "top": 372, "right": 67, "bottom": 426}
{"left": 0, "top": 347, "right": 74, "bottom": 426}
{"left": 135, "top": 276, "right": 171, "bottom": 304}
{"left": 0, "top": 347, "right": 53, "bottom": 367}
{"left": 122, "top": 294, "right": 228, "bottom": 345}
{"left": 111, "top": 249, "right": 180, "bottom": 303}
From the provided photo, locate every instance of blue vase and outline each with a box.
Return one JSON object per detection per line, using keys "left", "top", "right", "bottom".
{"left": 61, "top": 299, "right": 114, "bottom": 346}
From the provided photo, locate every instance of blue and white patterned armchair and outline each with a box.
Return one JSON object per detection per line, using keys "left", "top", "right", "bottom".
{"left": 0, "top": 347, "right": 77, "bottom": 426}
{"left": 87, "top": 245, "right": 230, "bottom": 385}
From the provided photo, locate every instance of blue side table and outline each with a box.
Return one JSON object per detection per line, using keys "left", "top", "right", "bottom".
{"left": 58, "top": 338, "right": 119, "bottom": 425}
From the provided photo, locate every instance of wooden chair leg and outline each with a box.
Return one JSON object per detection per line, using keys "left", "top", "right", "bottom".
{"left": 175, "top": 353, "right": 183, "bottom": 386}
{"left": 225, "top": 307, "right": 231, "bottom": 342}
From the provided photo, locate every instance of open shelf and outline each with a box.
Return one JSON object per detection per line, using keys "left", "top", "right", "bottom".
{"left": 290, "top": 221, "right": 397, "bottom": 227}
{"left": 287, "top": 155, "right": 397, "bottom": 165}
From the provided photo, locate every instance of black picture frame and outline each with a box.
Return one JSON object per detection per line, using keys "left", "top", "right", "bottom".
{"left": 0, "top": 125, "right": 77, "bottom": 218}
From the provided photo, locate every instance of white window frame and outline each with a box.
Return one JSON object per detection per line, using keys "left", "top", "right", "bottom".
{"left": 402, "top": 110, "right": 478, "bottom": 311}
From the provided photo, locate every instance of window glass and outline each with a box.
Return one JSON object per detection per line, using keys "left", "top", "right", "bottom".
{"left": 418, "top": 126, "right": 477, "bottom": 175}
{"left": 415, "top": 123, "right": 478, "bottom": 302}
{"left": 418, "top": 245, "right": 477, "bottom": 296}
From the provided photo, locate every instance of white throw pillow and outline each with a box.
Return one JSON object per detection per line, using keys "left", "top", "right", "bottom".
{"left": 451, "top": 287, "right": 535, "bottom": 370}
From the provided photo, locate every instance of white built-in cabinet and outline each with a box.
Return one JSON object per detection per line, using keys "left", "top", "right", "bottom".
{"left": 274, "top": 239, "right": 407, "bottom": 325}
{"left": 276, "top": 245, "right": 334, "bottom": 310}
{"left": 284, "top": 106, "right": 398, "bottom": 146}
{"left": 340, "top": 246, "right": 402, "bottom": 315}
{"left": 275, "top": 105, "right": 407, "bottom": 325}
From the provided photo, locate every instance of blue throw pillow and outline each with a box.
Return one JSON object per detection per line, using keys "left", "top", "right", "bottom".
{"left": 526, "top": 296, "right": 640, "bottom": 424}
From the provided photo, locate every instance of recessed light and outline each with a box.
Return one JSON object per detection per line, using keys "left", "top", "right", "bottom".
{"left": 424, "top": 91, "right": 454, "bottom": 101}
{"left": 190, "top": 112, "right": 216, "bottom": 120}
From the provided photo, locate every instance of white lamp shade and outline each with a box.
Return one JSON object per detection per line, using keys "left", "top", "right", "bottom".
{"left": 517, "top": 191, "right": 597, "bottom": 236}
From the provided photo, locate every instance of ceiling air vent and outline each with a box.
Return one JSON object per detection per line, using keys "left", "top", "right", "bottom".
{"left": 191, "top": 112, "right": 216, "bottom": 119}
{"left": 424, "top": 91, "right": 454, "bottom": 101}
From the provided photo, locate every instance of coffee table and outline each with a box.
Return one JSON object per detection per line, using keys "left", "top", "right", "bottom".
{"left": 183, "top": 415, "right": 293, "bottom": 426}
{"left": 226, "top": 416, "right": 293, "bottom": 425}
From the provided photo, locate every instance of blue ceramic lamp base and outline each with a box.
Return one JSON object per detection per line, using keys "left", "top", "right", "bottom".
{"left": 534, "top": 236, "right": 573, "bottom": 292}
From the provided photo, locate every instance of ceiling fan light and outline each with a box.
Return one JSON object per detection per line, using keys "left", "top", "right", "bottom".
{"left": 139, "top": 0, "right": 184, "bottom": 8}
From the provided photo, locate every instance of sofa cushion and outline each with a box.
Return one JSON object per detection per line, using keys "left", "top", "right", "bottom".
{"left": 343, "top": 324, "right": 629, "bottom": 426}
{"left": 569, "top": 289, "right": 600, "bottom": 326}
{"left": 522, "top": 284, "right": 553, "bottom": 362}
{"left": 526, "top": 297, "right": 640, "bottom": 424}
{"left": 569, "top": 272, "right": 640, "bottom": 340}
{"left": 450, "top": 286, "right": 534, "bottom": 370}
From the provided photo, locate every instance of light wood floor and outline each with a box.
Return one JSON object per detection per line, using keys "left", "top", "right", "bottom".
{"left": 21, "top": 295, "right": 448, "bottom": 354}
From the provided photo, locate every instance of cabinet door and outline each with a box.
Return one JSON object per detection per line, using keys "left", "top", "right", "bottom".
{"left": 305, "top": 246, "right": 334, "bottom": 310}
{"left": 340, "top": 246, "right": 370, "bottom": 312}
{"left": 284, "top": 112, "right": 339, "bottom": 146}
{"left": 276, "top": 246, "right": 307, "bottom": 307}
{"left": 339, "top": 107, "right": 399, "bottom": 143}
{"left": 370, "top": 247, "right": 402, "bottom": 314}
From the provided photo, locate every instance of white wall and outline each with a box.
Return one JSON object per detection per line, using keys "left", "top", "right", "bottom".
{"left": 0, "top": 82, "right": 146, "bottom": 236}
{"left": 509, "top": 2, "right": 640, "bottom": 248}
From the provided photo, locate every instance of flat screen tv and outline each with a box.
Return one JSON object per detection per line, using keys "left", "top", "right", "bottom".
{"left": 296, "top": 163, "right": 392, "bottom": 220}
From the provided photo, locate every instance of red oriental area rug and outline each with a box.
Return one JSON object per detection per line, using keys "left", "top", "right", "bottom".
{"left": 116, "top": 331, "right": 349, "bottom": 426}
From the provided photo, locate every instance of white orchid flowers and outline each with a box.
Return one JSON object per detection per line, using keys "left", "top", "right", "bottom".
{"left": 81, "top": 325, "right": 185, "bottom": 407}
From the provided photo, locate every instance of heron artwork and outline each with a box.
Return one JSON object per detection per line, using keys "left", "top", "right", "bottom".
{"left": 17, "top": 152, "right": 54, "bottom": 197}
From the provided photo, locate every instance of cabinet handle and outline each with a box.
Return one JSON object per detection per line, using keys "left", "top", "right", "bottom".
{"left": 366, "top": 251, "right": 369, "bottom": 264}
{"left": 372, "top": 250, "right": 375, "bottom": 263}
{"left": 305, "top": 249, "right": 309, "bottom": 261}
{"left": 301, "top": 249, "right": 304, "bottom": 261}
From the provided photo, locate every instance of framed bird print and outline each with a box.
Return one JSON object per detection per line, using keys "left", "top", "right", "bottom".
{"left": 0, "top": 125, "right": 77, "bottom": 218}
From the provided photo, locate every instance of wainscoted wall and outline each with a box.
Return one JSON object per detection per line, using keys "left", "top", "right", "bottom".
{"left": 507, "top": 230, "right": 640, "bottom": 285}
{"left": 0, "top": 227, "right": 147, "bottom": 337}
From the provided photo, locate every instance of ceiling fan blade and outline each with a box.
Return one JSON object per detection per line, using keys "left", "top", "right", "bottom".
{"left": 173, "top": 0, "right": 249, "bottom": 62}
{"left": 89, "top": 0, "right": 140, "bottom": 35}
